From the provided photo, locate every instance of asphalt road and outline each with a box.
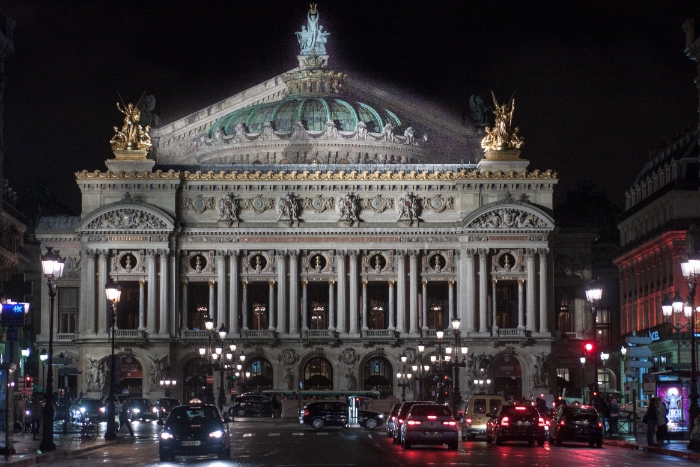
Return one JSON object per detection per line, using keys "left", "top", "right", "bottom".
{"left": 43, "top": 419, "right": 694, "bottom": 467}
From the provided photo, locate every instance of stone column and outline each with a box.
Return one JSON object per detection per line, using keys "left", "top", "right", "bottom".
{"left": 139, "top": 280, "right": 146, "bottom": 330}
{"left": 208, "top": 280, "right": 216, "bottom": 322}
{"left": 146, "top": 250, "right": 157, "bottom": 334}
{"left": 491, "top": 280, "right": 498, "bottom": 333}
{"left": 180, "top": 281, "right": 188, "bottom": 331}
{"left": 539, "top": 249, "right": 549, "bottom": 334}
{"left": 361, "top": 280, "right": 368, "bottom": 331}
{"left": 349, "top": 251, "right": 359, "bottom": 335}
{"left": 85, "top": 250, "right": 96, "bottom": 334}
{"left": 159, "top": 251, "right": 169, "bottom": 336}
{"left": 464, "top": 249, "right": 474, "bottom": 333}
{"left": 276, "top": 251, "right": 287, "bottom": 334}
{"left": 289, "top": 251, "right": 299, "bottom": 334}
{"left": 328, "top": 280, "right": 336, "bottom": 331}
{"left": 477, "top": 249, "right": 488, "bottom": 333}
{"left": 409, "top": 251, "right": 419, "bottom": 334}
{"left": 229, "top": 251, "right": 240, "bottom": 336}
{"left": 98, "top": 250, "right": 108, "bottom": 335}
{"left": 422, "top": 280, "right": 428, "bottom": 330}
{"left": 217, "top": 251, "right": 226, "bottom": 329}
{"left": 517, "top": 279, "right": 525, "bottom": 330}
{"left": 526, "top": 249, "right": 536, "bottom": 332}
{"left": 268, "top": 280, "right": 276, "bottom": 331}
{"left": 169, "top": 249, "right": 177, "bottom": 337}
{"left": 388, "top": 281, "right": 396, "bottom": 331}
{"left": 241, "top": 281, "right": 249, "bottom": 332}
{"left": 301, "top": 281, "right": 309, "bottom": 331}
{"left": 449, "top": 281, "right": 456, "bottom": 328}
{"left": 396, "top": 251, "right": 406, "bottom": 334}
{"left": 336, "top": 251, "right": 347, "bottom": 334}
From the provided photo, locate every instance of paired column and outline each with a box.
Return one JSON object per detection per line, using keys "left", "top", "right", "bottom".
{"left": 396, "top": 251, "right": 406, "bottom": 333}
{"left": 301, "top": 281, "right": 309, "bottom": 331}
{"left": 159, "top": 250, "right": 170, "bottom": 335}
{"left": 268, "top": 280, "right": 276, "bottom": 331}
{"left": 208, "top": 281, "right": 216, "bottom": 322}
{"left": 328, "top": 281, "right": 336, "bottom": 331}
{"left": 241, "top": 281, "right": 249, "bottom": 331}
{"left": 449, "top": 281, "right": 456, "bottom": 329}
{"left": 477, "top": 249, "right": 488, "bottom": 333}
{"left": 180, "top": 281, "right": 188, "bottom": 331}
{"left": 526, "top": 250, "right": 536, "bottom": 332}
{"left": 85, "top": 250, "right": 96, "bottom": 334}
{"left": 217, "top": 252, "right": 226, "bottom": 329}
{"left": 229, "top": 252, "right": 240, "bottom": 335}
{"left": 146, "top": 250, "right": 157, "bottom": 334}
{"left": 409, "top": 251, "right": 419, "bottom": 334}
{"left": 98, "top": 250, "right": 108, "bottom": 335}
{"left": 289, "top": 251, "right": 299, "bottom": 334}
{"left": 388, "top": 281, "right": 396, "bottom": 330}
{"left": 361, "top": 280, "right": 368, "bottom": 331}
{"left": 517, "top": 279, "right": 525, "bottom": 330}
{"left": 462, "top": 249, "right": 474, "bottom": 333}
{"left": 139, "top": 280, "right": 146, "bottom": 330}
{"left": 491, "top": 280, "right": 497, "bottom": 332}
{"left": 421, "top": 281, "right": 428, "bottom": 331}
{"left": 276, "top": 251, "right": 287, "bottom": 333}
{"left": 336, "top": 251, "right": 347, "bottom": 333}
{"left": 539, "top": 249, "right": 549, "bottom": 334}
{"left": 349, "top": 251, "right": 359, "bottom": 335}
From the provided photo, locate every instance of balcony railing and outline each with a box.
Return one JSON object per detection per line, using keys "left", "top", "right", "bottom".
{"left": 303, "top": 329, "right": 336, "bottom": 338}
{"left": 183, "top": 330, "right": 210, "bottom": 339}
{"left": 115, "top": 329, "right": 142, "bottom": 338}
{"left": 362, "top": 329, "right": 395, "bottom": 338}
{"left": 244, "top": 330, "right": 276, "bottom": 339}
{"left": 56, "top": 333, "right": 74, "bottom": 342}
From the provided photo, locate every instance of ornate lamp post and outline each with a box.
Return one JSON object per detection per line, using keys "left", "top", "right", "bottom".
{"left": 159, "top": 367, "right": 177, "bottom": 398}
{"left": 449, "top": 318, "right": 468, "bottom": 415}
{"left": 579, "top": 355, "right": 586, "bottom": 395}
{"left": 397, "top": 355, "right": 412, "bottom": 402}
{"left": 39, "top": 349, "right": 47, "bottom": 396}
{"left": 198, "top": 316, "right": 216, "bottom": 404}
{"left": 600, "top": 352, "right": 609, "bottom": 398}
{"left": 216, "top": 324, "right": 228, "bottom": 411}
{"left": 585, "top": 279, "right": 603, "bottom": 393}
{"left": 103, "top": 277, "right": 122, "bottom": 440}
{"left": 663, "top": 293, "right": 689, "bottom": 367}
{"left": 681, "top": 250, "right": 700, "bottom": 424}
{"left": 39, "top": 247, "right": 64, "bottom": 452}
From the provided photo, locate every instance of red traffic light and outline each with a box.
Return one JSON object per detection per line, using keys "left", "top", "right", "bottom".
{"left": 584, "top": 342, "right": 594, "bottom": 353}
{"left": 25, "top": 376, "right": 31, "bottom": 383}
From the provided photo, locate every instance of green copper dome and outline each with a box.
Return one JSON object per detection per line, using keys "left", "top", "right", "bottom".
{"left": 209, "top": 96, "right": 402, "bottom": 136}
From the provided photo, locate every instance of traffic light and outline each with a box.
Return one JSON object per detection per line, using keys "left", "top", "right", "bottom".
{"left": 583, "top": 342, "right": 594, "bottom": 355}
{"left": 25, "top": 375, "right": 32, "bottom": 385}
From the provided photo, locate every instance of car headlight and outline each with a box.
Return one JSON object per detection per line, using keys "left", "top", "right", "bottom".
{"left": 132, "top": 408, "right": 140, "bottom": 414}
{"left": 80, "top": 407, "right": 86, "bottom": 413}
{"left": 209, "top": 430, "right": 224, "bottom": 438}
{"left": 100, "top": 407, "right": 106, "bottom": 413}
{"left": 160, "top": 432, "right": 174, "bottom": 440}
{"left": 153, "top": 407, "right": 158, "bottom": 413}
{"left": 378, "top": 414, "right": 385, "bottom": 419}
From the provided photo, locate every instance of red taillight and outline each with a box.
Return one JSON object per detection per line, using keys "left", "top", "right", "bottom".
{"left": 398, "top": 418, "right": 405, "bottom": 425}
{"left": 538, "top": 417, "right": 545, "bottom": 427}
{"left": 390, "top": 416, "right": 395, "bottom": 421}
{"left": 427, "top": 415, "right": 437, "bottom": 420}
{"left": 465, "top": 418, "right": 472, "bottom": 426}
{"left": 407, "top": 420, "right": 422, "bottom": 426}
{"left": 304, "top": 409, "right": 310, "bottom": 416}
{"left": 559, "top": 420, "right": 566, "bottom": 426}
{"left": 501, "top": 416, "right": 510, "bottom": 427}
{"left": 442, "top": 421, "right": 457, "bottom": 426}
{"left": 598, "top": 422, "right": 602, "bottom": 428}
{"left": 515, "top": 407, "right": 526, "bottom": 411}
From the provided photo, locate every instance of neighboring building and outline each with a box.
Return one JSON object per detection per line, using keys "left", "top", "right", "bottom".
{"left": 612, "top": 17, "right": 700, "bottom": 401}
{"left": 36, "top": 7, "right": 560, "bottom": 403}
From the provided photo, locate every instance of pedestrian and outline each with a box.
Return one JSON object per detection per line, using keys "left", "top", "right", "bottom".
{"left": 643, "top": 397, "right": 658, "bottom": 446}
{"left": 117, "top": 398, "right": 134, "bottom": 437}
{"left": 271, "top": 394, "right": 281, "bottom": 418}
{"left": 608, "top": 398, "right": 620, "bottom": 436}
{"left": 29, "top": 396, "right": 43, "bottom": 440}
{"left": 656, "top": 398, "right": 669, "bottom": 444}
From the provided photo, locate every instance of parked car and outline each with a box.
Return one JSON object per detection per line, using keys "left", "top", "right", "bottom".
{"left": 228, "top": 394, "right": 274, "bottom": 418}
{"left": 486, "top": 404, "right": 546, "bottom": 446}
{"left": 159, "top": 403, "right": 230, "bottom": 461}
{"left": 392, "top": 401, "right": 435, "bottom": 444}
{"left": 549, "top": 404, "right": 603, "bottom": 447}
{"left": 155, "top": 397, "right": 181, "bottom": 423}
{"left": 461, "top": 394, "right": 505, "bottom": 441}
{"left": 300, "top": 401, "right": 384, "bottom": 430}
{"left": 386, "top": 403, "right": 401, "bottom": 438}
{"left": 73, "top": 398, "right": 103, "bottom": 424}
{"left": 128, "top": 398, "right": 156, "bottom": 421}
{"left": 400, "top": 403, "right": 459, "bottom": 450}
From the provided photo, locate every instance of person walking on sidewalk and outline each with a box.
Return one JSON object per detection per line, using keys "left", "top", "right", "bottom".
{"left": 117, "top": 398, "right": 134, "bottom": 437}
{"left": 608, "top": 398, "right": 620, "bottom": 436}
{"left": 644, "top": 396, "right": 658, "bottom": 446}
{"left": 29, "top": 396, "right": 43, "bottom": 440}
{"left": 657, "top": 398, "right": 670, "bottom": 444}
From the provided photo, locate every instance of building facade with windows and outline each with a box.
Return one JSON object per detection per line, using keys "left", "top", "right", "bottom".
{"left": 35, "top": 7, "right": 561, "bottom": 403}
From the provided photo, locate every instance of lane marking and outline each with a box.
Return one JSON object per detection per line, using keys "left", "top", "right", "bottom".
{"left": 243, "top": 433, "right": 255, "bottom": 437}
{"left": 268, "top": 433, "right": 281, "bottom": 436}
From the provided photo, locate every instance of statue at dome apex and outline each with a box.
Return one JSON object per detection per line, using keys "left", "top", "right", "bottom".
{"left": 110, "top": 94, "right": 152, "bottom": 151}
{"left": 480, "top": 92, "right": 524, "bottom": 151}
{"left": 296, "top": 4, "right": 330, "bottom": 55}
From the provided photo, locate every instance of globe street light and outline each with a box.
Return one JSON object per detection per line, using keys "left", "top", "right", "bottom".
{"left": 450, "top": 318, "right": 468, "bottom": 416}
{"left": 585, "top": 279, "right": 603, "bottom": 394}
{"left": 681, "top": 248, "right": 700, "bottom": 425}
{"left": 216, "top": 324, "right": 228, "bottom": 412}
{"left": 662, "top": 293, "right": 689, "bottom": 366}
{"left": 103, "top": 277, "right": 122, "bottom": 441}
{"left": 39, "top": 247, "right": 64, "bottom": 452}
{"left": 39, "top": 349, "right": 47, "bottom": 396}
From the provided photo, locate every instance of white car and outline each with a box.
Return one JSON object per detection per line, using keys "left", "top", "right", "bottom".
{"left": 619, "top": 400, "right": 650, "bottom": 418}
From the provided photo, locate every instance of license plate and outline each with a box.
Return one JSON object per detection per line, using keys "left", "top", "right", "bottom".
{"left": 517, "top": 421, "right": 531, "bottom": 426}
{"left": 181, "top": 440, "right": 201, "bottom": 446}
{"left": 424, "top": 432, "right": 441, "bottom": 437}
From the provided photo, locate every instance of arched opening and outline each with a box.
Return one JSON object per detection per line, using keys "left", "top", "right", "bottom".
{"left": 110, "top": 355, "right": 143, "bottom": 398}
{"left": 248, "top": 282, "right": 269, "bottom": 330}
{"left": 242, "top": 357, "right": 273, "bottom": 393}
{"left": 362, "top": 357, "right": 393, "bottom": 395}
{"left": 303, "top": 357, "right": 333, "bottom": 390}
{"left": 492, "top": 354, "right": 522, "bottom": 399}
{"left": 183, "top": 357, "right": 209, "bottom": 402}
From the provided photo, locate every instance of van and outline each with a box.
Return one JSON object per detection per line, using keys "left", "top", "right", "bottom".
{"left": 461, "top": 394, "right": 505, "bottom": 441}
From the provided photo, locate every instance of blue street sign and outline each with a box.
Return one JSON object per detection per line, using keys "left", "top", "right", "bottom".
{"left": 1, "top": 303, "right": 25, "bottom": 327}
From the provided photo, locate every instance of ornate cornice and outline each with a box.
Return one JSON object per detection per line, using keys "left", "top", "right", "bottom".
{"left": 75, "top": 169, "right": 180, "bottom": 180}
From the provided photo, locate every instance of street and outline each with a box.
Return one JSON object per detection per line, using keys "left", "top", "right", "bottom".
{"left": 37, "top": 419, "right": 695, "bottom": 467}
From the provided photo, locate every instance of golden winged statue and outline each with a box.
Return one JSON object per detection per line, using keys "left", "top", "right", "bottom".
{"left": 110, "top": 97, "right": 152, "bottom": 151}
{"left": 480, "top": 92, "right": 524, "bottom": 151}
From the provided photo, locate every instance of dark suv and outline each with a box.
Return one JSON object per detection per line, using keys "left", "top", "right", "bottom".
{"left": 228, "top": 394, "right": 274, "bottom": 418}
{"left": 486, "top": 404, "right": 546, "bottom": 446}
{"left": 392, "top": 401, "right": 435, "bottom": 444}
{"left": 128, "top": 398, "right": 156, "bottom": 421}
{"left": 301, "top": 401, "right": 384, "bottom": 430}
{"left": 155, "top": 397, "right": 181, "bottom": 423}
{"left": 549, "top": 404, "right": 603, "bottom": 447}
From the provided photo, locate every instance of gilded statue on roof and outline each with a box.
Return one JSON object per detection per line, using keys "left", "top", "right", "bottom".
{"left": 480, "top": 92, "right": 524, "bottom": 151}
{"left": 296, "top": 4, "right": 330, "bottom": 55}
{"left": 110, "top": 97, "right": 152, "bottom": 151}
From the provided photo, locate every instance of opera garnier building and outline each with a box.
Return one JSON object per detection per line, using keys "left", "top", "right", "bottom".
{"left": 36, "top": 6, "right": 558, "bottom": 405}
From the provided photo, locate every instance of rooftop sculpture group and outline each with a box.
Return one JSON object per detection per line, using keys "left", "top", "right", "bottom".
{"left": 296, "top": 3, "right": 330, "bottom": 55}
{"left": 110, "top": 95, "right": 153, "bottom": 151}
{"left": 480, "top": 92, "right": 524, "bottom": 151}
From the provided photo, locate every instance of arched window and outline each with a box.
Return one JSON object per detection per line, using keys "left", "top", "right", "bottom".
{"left": 243, "top": 357, "right": 273, "bottom": 392}
{"left": 362, "top": 357, "right": 393, "bottom": 394}
{"left": 303, "top": 357, "right": 333, "bottom": 390}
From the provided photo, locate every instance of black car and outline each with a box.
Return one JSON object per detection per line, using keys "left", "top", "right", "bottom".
{"left": 159, "top": 403, "right": 231, "bottom": 461}
{"left": 73, "top": 398, "right": 103, "bottom": 424}
{"left": 401, "top": 403, "right": 459, "bottom": 450}
{"left": 386, "top": 403, "right": 401, "bottom": 438}
{"left": 549, "top": 404, "right": 603, "bottom": 447}
{"left": 128, "top": 398, "right": 156, "bottom": 421}
{"left": 228, "top": 394, "right": 274, "bottom": 418}
{"left": 392, "top": 401, "right": 434, "bottom": 444}
{"left": 301, "top": 401, "right": 384, "bottom": 430}
{"left": 486, "top": 404, "right": 546, "bottom": 446}
{"left": 155, "top": 397, "right": 181, "bottom": 423}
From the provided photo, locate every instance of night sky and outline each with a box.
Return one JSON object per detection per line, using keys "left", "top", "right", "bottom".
{"left": 2, "top": 0, "right": 700, "bottom": 215}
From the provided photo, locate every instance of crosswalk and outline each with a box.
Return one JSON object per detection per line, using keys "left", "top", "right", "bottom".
{"left": 234, "top": 431, "right": 361, "bottom": 438}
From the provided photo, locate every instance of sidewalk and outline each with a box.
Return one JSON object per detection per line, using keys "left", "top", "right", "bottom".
{"left": 0, "top": 429, "right": 123, "bottom": 467}
{"left": 604, "top": 435, "right": 700, "bottom": 461}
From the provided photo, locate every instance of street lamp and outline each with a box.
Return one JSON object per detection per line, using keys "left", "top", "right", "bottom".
{"left": 585, "top": 279, "right": 603, "bottom": 394}
{"left": 199, "top": 316, "right": 216, "bottom": 405}
{"left": 39, "top": 349, "right": 47, "bottom": 396}
{"left": 216, "top": 324, "right": 228, "bottom": 411}
{"left": 159, "top": 366, "right": 177, "bottom": 398}
{"left": 397, "top": 355, "right": 412, "bottom": 402}
{"left": 103, "top": 277, "right": 122, "bottom": 441}
{"left": 600, "top": 352, "right": 609, "bottom": 398}
{"left": 416, "top": 343, "right": 425, "bottom": 400}
{"left": 663, "top": 294, "right": 689, "bottom": 367}
{"left": 39, "top": 247, "right": 65, "bottom": 452}
{"left": 681, "top": 249, "right": 700, "bottom": 424}
{"left": 580, "top": 355, "right": 586, "bottom": 396}
{"left": 450, "top": 318, "right": 468, "bottom": 416}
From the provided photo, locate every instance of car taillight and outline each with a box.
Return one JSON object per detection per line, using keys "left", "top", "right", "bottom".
{"left": 427, "top": 415, "right": 437, "bottom": 420}
{"left": 390, "top": 416, "right": 395, "bottom": 421}
{"left": 442, "top": 421, "right": 457, "bottom": 426}
{"left": 501, "top": 417, "right": 509, "bottom": 427}
{"left": 559, "top": 419, "right": 566, "bottom": 426}
{"left": 407, "top": 420, "right": 421, "bottom": 426}
{"left": 304, "top": 409, "right": 310, "bottom": 416}
{"left": 598, "top": 422, "right": 602, "bottom": 428}
{"left": 465, "top": 418, "right": 472, "bottom": 426}
{"left": 398, "top": 418, "right": 405, "bottom": 425}
{"left": 538, "top": 417, "right": 545, "bottom": 427}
